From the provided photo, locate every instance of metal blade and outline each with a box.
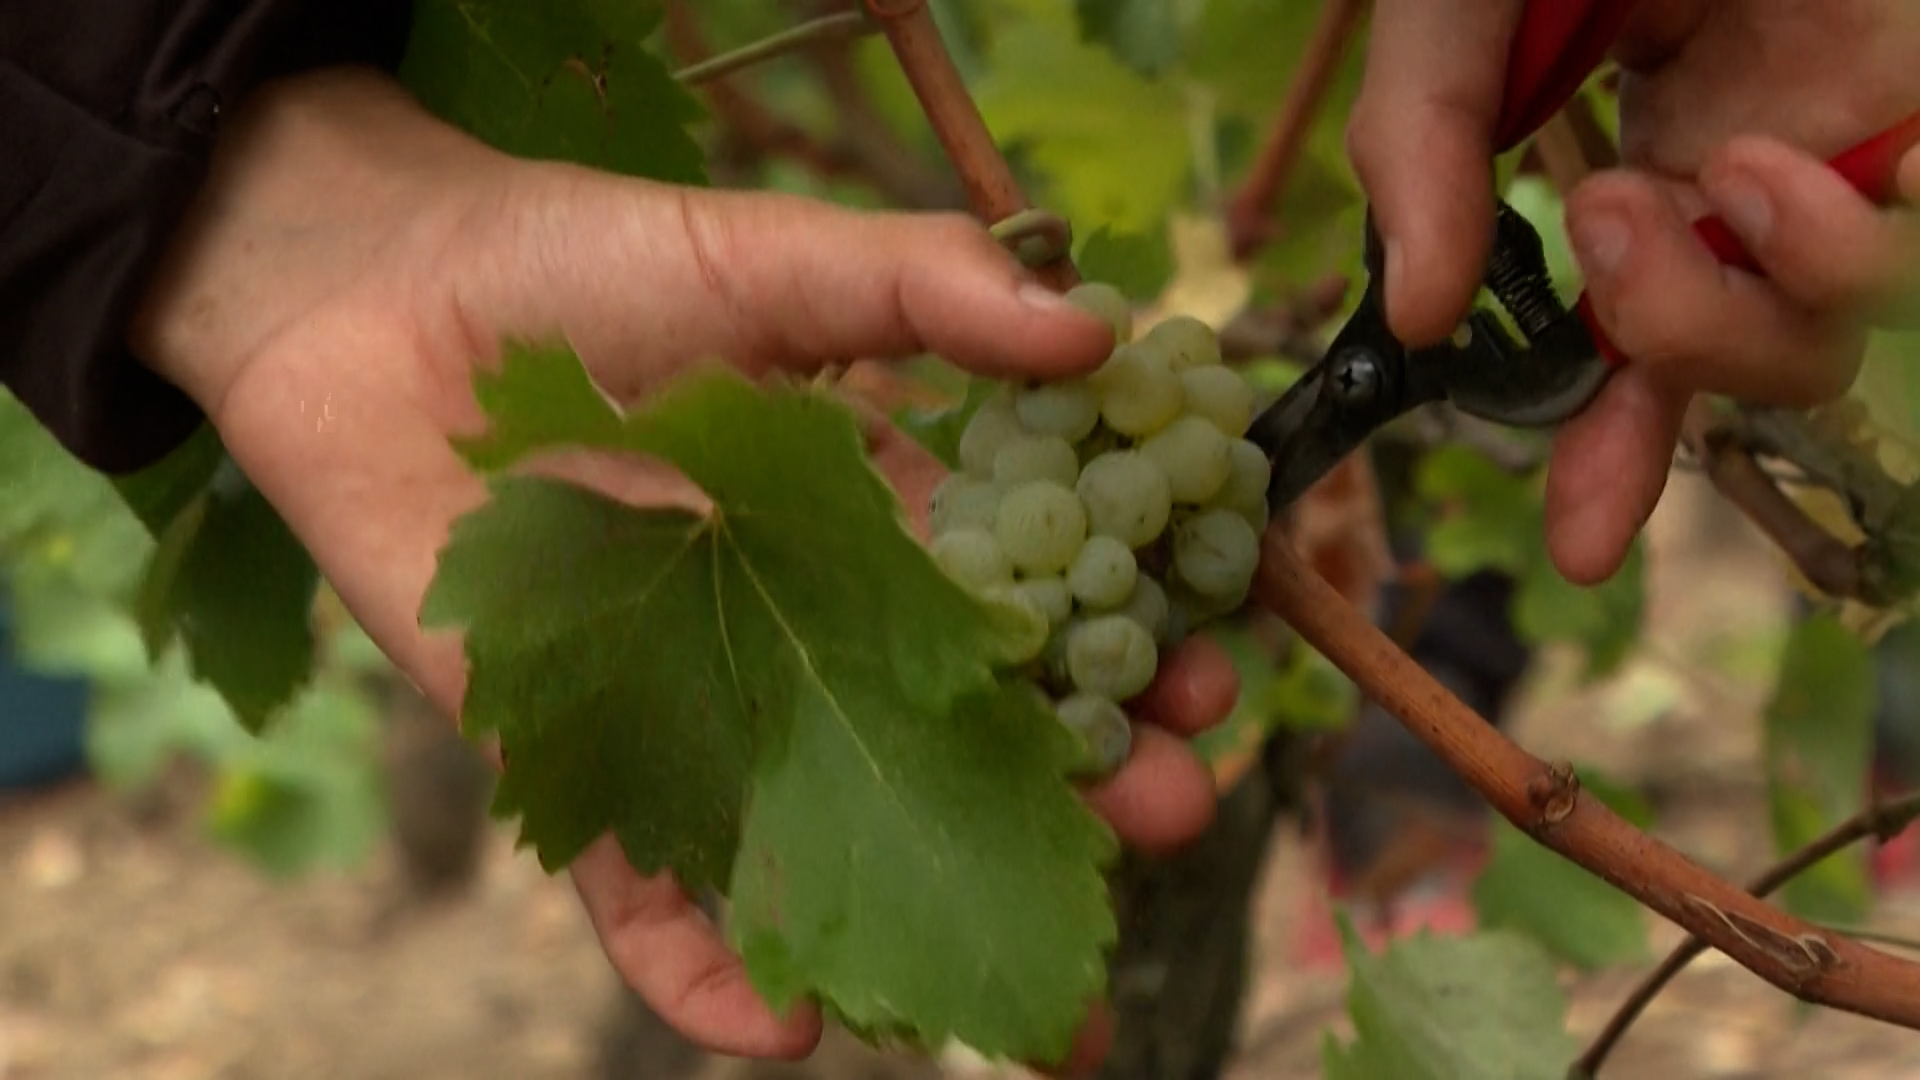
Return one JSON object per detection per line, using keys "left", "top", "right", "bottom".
{"left": 1436, "top": 310, "right": 1611, "bottom": 429}
{"left": 1248, "top": 341, "right": 1449, "bottom": 512}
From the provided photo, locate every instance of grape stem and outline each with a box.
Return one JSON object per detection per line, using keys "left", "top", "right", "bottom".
{"left": 1254, "top": 530, "right": 1920, "bottom": 1043}
{"left": 1576, "top": 789, "right": 1920, "bottom": 1075}
{"left": 860, "top": 0, "right": 1080, "bottom": 292}
{"left": 673, "top": 10, "right": 878, "bottom": 86}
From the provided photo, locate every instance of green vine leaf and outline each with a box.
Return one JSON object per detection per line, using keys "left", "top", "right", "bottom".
{"left": 0, "top": 391, "right": 318, "bottom": 730}
{"left": 1075, "top": 223, "right": 1175, "bottom": 302}
{"left": 400, "top": 0, "right": 708, "bottom": 186}
{"left": 894, "top": 376, "right": 999, "bottom": 472}
{"left": 1416, "top": 446, "right": 1645, "bottom": 679}
{"left": 111, "top": 422, "right": 227, "bottom": 538}
{"left": 1073, "top": 0, "right": 1184, "bottom": 77}
{"left": 1764, "top": 613, "right": 1876, "bottom": 924}
{"left": 1323, "top": 920, "right": 1580, "bottom": 1080}
{"left": 975, "top": 10, "right": 1191, "bottom": 235}
{"left": 421, "top": 346, "right": 1120, "bottom": 1061}
{"left": 133, "top": 460, "right": 322, "bottom": 734}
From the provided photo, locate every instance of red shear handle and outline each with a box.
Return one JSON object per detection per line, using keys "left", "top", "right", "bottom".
{"left": 1495, "top": 0, "right": 1641, "bottom": 152}
{"left": 1496, "top": 2, "right": 1920, "bottom": 369}
{"left": 1690, "top": 112, "right": 1920, "bottom": 274}
{"left": 1579, "top": 114, "right": 1920, "bottom": 367}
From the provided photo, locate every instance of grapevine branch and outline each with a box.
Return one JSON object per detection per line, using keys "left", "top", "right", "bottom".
{"left": 664, "top": 7, "right": 856, "bottom": 181}
{"left": 664, "top": 4, "right": 959, "bottom": 209}
{"left": 672, "top": 10, "right": 877, "bottom": 86}
{"left": 1224, "top": 0, "right": 1365, "bottom": 260}
{"left": 864, "top": 0, "right": 1920, "bottom": 1054}
{"left": 1675, "top": 398, "right": 1920, "bottom": 606}
{"left": 1576, "top": 790, "right": 1920, "bottom": 1075}
{"left": 1679, "top": 400, "right": 1869, "bottom": 600}
{"left": 1255, "top": 531, "right": 1920, "bottom": 1033}
{"left": 800, "top": 9, "right": 968, "bottom": 210}
{"left": 862, "top": 0, "right": 1078, "bottom": 292}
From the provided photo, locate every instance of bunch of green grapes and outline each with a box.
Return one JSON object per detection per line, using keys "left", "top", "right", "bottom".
{"left": 925, "top": 281, "right": 1270, "bottom": 776}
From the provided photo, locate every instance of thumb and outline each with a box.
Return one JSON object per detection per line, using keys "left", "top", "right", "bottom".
{"left": 1345, "top": 0, "right": 1522, "bottom": 346}
{"left": 472, "top": 176, "right": 1115, "bottom": 386}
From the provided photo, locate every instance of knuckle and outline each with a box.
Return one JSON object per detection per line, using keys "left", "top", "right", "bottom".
{"left": 929, "top": 211, "right": 1005, "bottom": 262}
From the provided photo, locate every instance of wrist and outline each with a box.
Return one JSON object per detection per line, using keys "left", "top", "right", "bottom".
{"left": 128, "top": 67, "right": 510, "bottom": 413}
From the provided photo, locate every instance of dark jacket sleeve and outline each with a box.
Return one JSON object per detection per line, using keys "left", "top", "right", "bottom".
{"left": 0, "top": 2, "right": 413, "bottom": 474}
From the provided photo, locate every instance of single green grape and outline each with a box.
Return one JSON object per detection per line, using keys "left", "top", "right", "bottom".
{"left": 1075, "top": 450, "right": 1173, "bottom": 549}
{"left": 1142, "top": 314, "right": 1222, "bottom": 371}
{"left": 931, "top": 527, "right": 1014, "bottom": 593}
{"left": 1100, "top": 573, "right": 1170, "bottom": 641}
{"left": 1065, "top": 282, "right": 1133, "bottom": 342}
{"left": 1179, "top": 365, "right": 1255, "bottom": 437}
{"left": 994, "top": 480, "right": 1087, "bottom": 576}
{"left": 982, "top": 584, "right": 1051, "bottom": 662}
{"left": 1067, "top": 534, "right": 1138, "bottom": 608}
{"left": 1172, "top": 507, "right": 1260, "bottom": 599}
{"left": 929, "top": 474, "right": 1003, "bottom": 536}
{"left": 992, "top": 433, "right": 1080, "bottom": 489}
{"left": 957, "top": 391, "right": 1025, "bottom": 478}
{"left": 1012, "top": 575, "right": 1074, "bottom": 626}
{"left": 1090, "top": 343, "right": 1183, "bottom": 437}
{"left": 1066, "top": 614, "right": 1159, "bottom": 702}
{"left": 1217, "top": 439, "right": 1271, "bottom": 509}
{"left": 1140, "top": 415, "right": 1232, "bottom": 504}
{"left": 1055, "top": 693, "right": 1134, "bottom": 777}
{"left": 1014, "top": 381, "right": 1101, "bottom": 443}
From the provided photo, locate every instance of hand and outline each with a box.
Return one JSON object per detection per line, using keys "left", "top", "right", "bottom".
{"left": 1345, "top": 0, "right": 1920, "bottom": 583}
{"left": 131, "top": 69, "right": 1238, "bottom": 1071}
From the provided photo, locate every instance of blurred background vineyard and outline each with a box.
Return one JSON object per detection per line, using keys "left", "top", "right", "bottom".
{"left": 8, "top": 0, "right": 1920, "bottom": 1077}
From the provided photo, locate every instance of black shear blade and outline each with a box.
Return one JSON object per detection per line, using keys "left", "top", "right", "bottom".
{"left": 1248, "top": 368, "right": 1354, "bottom": 513}
{"left": 1441, "top": 311, "right": 1610, "bottom": 428}
{"left": 1249, "top": 337, "right": 1448, "bottom": 512}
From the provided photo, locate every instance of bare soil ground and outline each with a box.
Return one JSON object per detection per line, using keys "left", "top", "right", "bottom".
{"left": 6, "top": 473, "right": 1920, "bottom": 1080}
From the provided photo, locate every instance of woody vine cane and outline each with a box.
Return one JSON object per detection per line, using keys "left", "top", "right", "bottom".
{"left": 857, "top": 0, "right": 1920, "bottom": 1040}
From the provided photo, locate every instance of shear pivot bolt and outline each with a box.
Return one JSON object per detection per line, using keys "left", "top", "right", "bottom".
{"left": 1330, "top": 349, "right": 1381, "bottom": 406}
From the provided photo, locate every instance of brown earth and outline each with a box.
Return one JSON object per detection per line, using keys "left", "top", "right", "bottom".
{"left": 6, "top": 472, "right": 1920, "bottom": 1080}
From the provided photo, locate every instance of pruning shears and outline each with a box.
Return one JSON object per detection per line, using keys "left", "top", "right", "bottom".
{"left": 1249, "top": 0, "right": 1920, "bottom": 513}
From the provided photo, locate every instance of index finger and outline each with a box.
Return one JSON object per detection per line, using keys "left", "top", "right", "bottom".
{"left": 571, "top": 837, "right": 825, "bottom": 1059}
{"left": 1346, "top": 0, "right": 1523, "bottom": 346}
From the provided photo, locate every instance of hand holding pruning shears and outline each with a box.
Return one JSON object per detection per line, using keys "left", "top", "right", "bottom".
{"left": 1253, "top": 0, "right": 1920, "bottom": 585}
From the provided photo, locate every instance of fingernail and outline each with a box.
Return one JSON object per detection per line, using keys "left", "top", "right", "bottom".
{"left": 1572, "top": 214, "right": 1632, "bottom": 280}
{"left": 1018, "top": 282, "right": 1073, "bottom": 311}
{"left": 1709, "top": 171, "right": 1773, "bottom": 245}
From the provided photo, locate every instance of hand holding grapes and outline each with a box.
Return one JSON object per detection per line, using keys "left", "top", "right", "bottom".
{"left": 130, "top": 69, "right": 1237, "bottom": 1070}
{"left": 1346, "top": 0, "right": 1920, "bottom": 583}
